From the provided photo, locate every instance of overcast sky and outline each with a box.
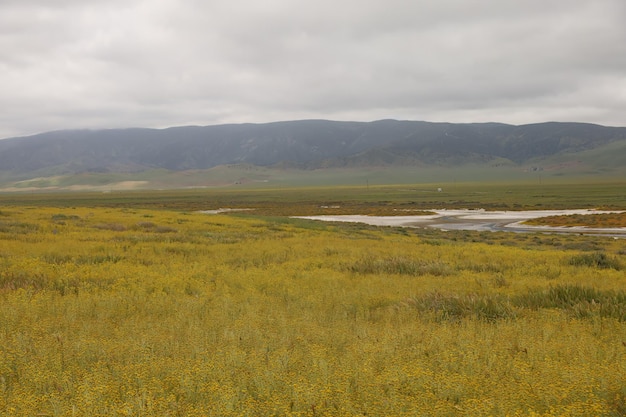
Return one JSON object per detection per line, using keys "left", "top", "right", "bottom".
{"left": 1, "top": 0, "right": 625, "bottom": 139}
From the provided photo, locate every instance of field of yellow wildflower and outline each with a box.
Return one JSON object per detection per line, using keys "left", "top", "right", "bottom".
{"left": 1, "top": 199, "right": 625, "bottom": 416}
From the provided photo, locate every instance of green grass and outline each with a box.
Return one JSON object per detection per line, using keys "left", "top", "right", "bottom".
{"left": 405, "top": 284, "right": 626, "bottom": 322}
{"left": 1, "top": 179, "right": 625, "bottom": 214}
{"left": 568, "top": 252, "right": 622, "bottom": 270}
{"left": 348, "top": 256, "right": 454, "bottom": 276}
{"left": 2, "top": 155, "right": 625, "bottom": 192}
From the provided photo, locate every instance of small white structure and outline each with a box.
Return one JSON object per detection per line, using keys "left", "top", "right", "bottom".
{"left": 437, "top": 188, "right": 443, "bottom": 192}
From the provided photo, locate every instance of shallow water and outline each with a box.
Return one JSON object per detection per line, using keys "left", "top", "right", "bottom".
{"left": 293, "top": 209, "right": 626, "bottom": 238}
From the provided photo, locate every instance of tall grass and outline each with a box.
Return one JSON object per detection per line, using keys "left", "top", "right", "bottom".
{"left": 402, "top": 284, "right": 626, "bottom": 322}
{"left": 348, "top": 256, "right": 453, "bottom": 276}
{"left": 405, "top": 292, "right": 516, "bottom": 321}
{"left": 515, "top": 284, "right": 626, "bottom": 320}
{"left": 569, "top": 251, "right": 622, "bottom": 270}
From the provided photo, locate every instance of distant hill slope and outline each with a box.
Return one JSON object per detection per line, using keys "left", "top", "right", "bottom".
{"left": 0, "top": 120, "right": 625, "bottom": 183}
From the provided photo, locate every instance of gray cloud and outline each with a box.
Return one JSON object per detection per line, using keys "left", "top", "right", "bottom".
{"left": 1, "top": 0, "right": 625, "bottom": 139}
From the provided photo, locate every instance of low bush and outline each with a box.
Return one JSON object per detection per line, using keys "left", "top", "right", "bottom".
{"left": 569, "top": 251, "right": 621, "bottom": 270}
{"left": 404, "top": 285, "right": 626, "bottom": 322}
{"left": 348, "top": 256, "right": 453, "bottom": 276}
{"left": 93, "top": 222, "right": 127, "bottom": 231}
{"left": 407, "top": 292, "right": 516, "bottom": 321}
{"left": 514, "top": 284, "right": 626, "bottom": 321}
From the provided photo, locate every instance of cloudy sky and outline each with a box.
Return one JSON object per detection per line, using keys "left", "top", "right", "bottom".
{"left": 1, "top": 0, "right": 625, "bottom": 139}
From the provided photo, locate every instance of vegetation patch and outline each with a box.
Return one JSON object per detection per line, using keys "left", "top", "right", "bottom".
{"left": 514, "top": 284, "right": 626, "bottom": 320}
{"left": 0, "top": 270, "right": 47, "bottom": 291}
{"left": 131, "top": 221, "right": 177, "bottom": 233}
{"left": 405, "top": 284, "right": 626, "bottom": 322}
{"left": 568, "top": 251, "right": 622, "bottom": 270}
{"left": 348, "top": 256, "right": 453, "bottom": 276}
{"left": 51, "top": 213, "right": 81, "bottom": 221}
{"left": 525, "top": 212, "right": 626, "bottom": 227}
{"left": 0, "top": 220, "right": 40, "bottom": 234}
{"left": 92, "top": 222, "right": 127, "bottom": 231}
{"left": 75, "top": 254, "right": 125, "bottom": 265}
{"left": 405, "top": 292, "right": 516, "bottom": 321}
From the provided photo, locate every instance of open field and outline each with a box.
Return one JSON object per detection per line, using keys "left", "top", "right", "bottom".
{"left": 1, "top": 179, "right": 625, "bottom": 214}
{"left": 1, "top": 181, "right": 626, "bottom": 416}
{"left": 1, "top": 151, "right": 625, "bottom": 192}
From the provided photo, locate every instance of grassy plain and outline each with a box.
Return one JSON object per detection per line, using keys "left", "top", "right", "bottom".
{"left": 0, "top": 164, "right": 549, "bottom": 191}
{"left": 1, "top": 181, "right": 626, "bottom": 416}
{"left": 1, "top": 178, "right": 625, "bottom": 213}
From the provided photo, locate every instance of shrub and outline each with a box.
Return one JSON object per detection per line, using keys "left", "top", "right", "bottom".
{"left": 0, "top": 221, "right": 40, "bottom": 233}
{"left": 154, "top": 225, "right": 177, "bottom": 233}
{"left": 51, "top": 213, "right": 80, "bottom": 221}
{"left": 514, "top": 284, "right": 626, "bottom": 321}
{"left": 569, "top": 252, "right": 621, "bottom": 270}
{"left": 75, "top": 254, "right": 124, "bottom": 265}
{"left": 136, "top": 221, "right": 156, "bottom": 229}
{"left": 93, "top": 223, "right": 127, "bottom": 231}
{"left": 406, "top": 292, "right": 516, "bottom": 321}
{"left": 349, "top": 256, "right": 453, "bottom": 276}
{"left": 403, "top": 285, "right": 626, "bottom": 322}
{"left": 514, "top": 285, "right": 605, "bottom": 309}
{"left": 0, "top": 271, "right": 47, "bottom": 290}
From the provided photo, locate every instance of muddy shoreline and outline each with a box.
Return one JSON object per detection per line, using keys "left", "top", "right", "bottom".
{"left": 293, "top": 209, "right": 626, "bottom": 238}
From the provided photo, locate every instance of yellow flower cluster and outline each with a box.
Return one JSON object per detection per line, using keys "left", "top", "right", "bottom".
{"left": 0, "top": 206, "right": 624, "bottom": 416}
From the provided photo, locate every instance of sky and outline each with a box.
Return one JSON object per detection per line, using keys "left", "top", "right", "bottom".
{"left": 1, "top": 0, "right": 625, "bottom": 139}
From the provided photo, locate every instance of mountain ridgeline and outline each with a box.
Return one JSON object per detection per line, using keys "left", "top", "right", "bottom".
{"left": 1, "top": 120, "right": 625, "bottom": 181}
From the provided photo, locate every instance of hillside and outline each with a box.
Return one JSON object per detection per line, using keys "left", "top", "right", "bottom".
{"left": 0, "top": 120, "right": 625, "bottom": 189}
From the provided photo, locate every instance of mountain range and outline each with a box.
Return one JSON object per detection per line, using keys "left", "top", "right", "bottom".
{"left": 1, "top": 120, "right": 625, "bottom": 190}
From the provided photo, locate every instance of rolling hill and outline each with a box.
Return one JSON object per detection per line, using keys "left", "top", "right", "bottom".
{"left": 0, "top": 120, "right": 624, "bottom": 190}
